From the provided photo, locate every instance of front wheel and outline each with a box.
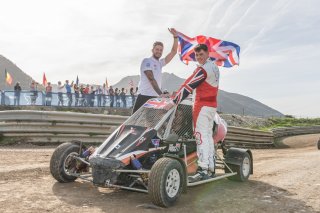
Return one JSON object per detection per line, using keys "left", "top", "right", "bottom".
{"left": 317, "top": 140, "right": 320, "bottom": 150}
{"left": 225, "top": 152, "right": 251, "bottom": 182}
{"left": 50, "top": 142, "right": 84, "bottom": 183}
{"left": 148, "top": 158, "right": 184, "bottom": 207}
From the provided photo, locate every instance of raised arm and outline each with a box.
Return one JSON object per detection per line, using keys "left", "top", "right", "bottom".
{"left": 164, "top": 28, "right": 178, "bottom": 65}
{"left": 144, "top": 70, "right": 163, "bottom": 96}
{"left": 173, "top": 67, "right": 207, "bottom": 104}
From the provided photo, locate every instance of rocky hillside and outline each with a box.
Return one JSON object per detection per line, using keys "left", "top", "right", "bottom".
{"left": 0, "top": 55, "right": 43, "bottom": 90}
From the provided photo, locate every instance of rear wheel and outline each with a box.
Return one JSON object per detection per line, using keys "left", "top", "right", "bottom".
{"left": 318, "top": 140, "right": 320, "bottom": 150}
{"left": 225, "top": 152, "right": 251, "bottom": 182}
{"left": 50, "top": 142, "right": 83, "bottom": 183}
{"left": 148, "top": 158, "right": 184, "bottom": 207}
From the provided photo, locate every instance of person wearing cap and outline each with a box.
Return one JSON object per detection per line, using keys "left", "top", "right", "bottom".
{"left": 132, "top": 28, "right": 179, "bottom": 114}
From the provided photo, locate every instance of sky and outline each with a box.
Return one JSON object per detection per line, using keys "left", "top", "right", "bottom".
{"left": 0, "top": 0, "right": 319, "bottom": 117}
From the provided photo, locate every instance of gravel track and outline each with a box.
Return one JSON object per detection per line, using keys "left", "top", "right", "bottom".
{"left": 0, "top": 134, "right": 319, "bottom": 213}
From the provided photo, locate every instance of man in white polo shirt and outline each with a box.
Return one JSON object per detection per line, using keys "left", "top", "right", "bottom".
{"left": 132, "top": 28, "right": 178, "bottom": 114}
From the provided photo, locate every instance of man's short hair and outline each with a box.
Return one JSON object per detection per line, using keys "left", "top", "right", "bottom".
{"left": 153, "top": 41, "right": 164, "bottom": 48}
{"left": 194, "top": 44, "right": 208, "bottom": 52}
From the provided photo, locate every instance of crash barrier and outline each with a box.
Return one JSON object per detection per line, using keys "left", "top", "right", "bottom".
{"left": 0, "top": 110, "right": 277, "bottom": 148}
{"left": 225, "top": 127, "right": 274, "bottom": 148}
{"left": 272, "top": 126, "right": 320, "bottom": 138}
{"left": 1, "top": 90, "right": 136, "bottom": 108}
{"left": 0, "top": 110, "right": 128, "bottom": 144}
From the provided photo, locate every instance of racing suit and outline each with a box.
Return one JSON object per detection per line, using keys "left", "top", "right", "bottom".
{"left": 173, "top": 58, "right": 219, "bottom": 171}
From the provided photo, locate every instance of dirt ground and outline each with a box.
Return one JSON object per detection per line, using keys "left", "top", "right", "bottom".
{"left": 0, "top": 134, "right": 319, "bottom": 213}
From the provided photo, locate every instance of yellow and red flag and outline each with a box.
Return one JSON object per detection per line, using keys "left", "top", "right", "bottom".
{"left": 5, "top": 69, "right": 13, "bottom": 85}
{"left": 43, "top": 73, "right": 47, "bottom": 86}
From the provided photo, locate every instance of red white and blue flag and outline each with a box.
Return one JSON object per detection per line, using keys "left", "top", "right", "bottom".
{"left": 177, "top": 31, "right": 240, "bottom": 67}
{"left": 143, "top": 98, "right": 171, "bottom": 109}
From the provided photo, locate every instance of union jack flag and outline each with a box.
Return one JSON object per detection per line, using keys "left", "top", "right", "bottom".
{"left": 143, "top": 98, "right": 170, "bottom": 109}
{"left": 177, "top": 31, "right": 240, "bottom": 67}
{"left": 173, "top": 67, "right": 206, "bottom": 104}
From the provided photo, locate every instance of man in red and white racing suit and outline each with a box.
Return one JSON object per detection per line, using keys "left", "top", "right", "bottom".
{"left": 168, "top": 44, "right": 219, "bottom": 182}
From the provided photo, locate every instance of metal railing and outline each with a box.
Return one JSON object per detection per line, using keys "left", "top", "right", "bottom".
{"left": 0, "top": 90, "right": 137, "bottom": 108}
{"left": 272, "top": 126, "right": 320, "bottom": 138}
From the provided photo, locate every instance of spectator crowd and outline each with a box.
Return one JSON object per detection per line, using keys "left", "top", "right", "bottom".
{"left": 9, "top": 80, "right": 140, "bottom": 108}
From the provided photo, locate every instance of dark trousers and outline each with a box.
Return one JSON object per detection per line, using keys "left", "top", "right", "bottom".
{"left": 14, "top": 93, "right": 20, "bottom": 106}
{"left": 67, "top": 92, "right": 73, "bottom": 107}
{"left": 132, "top": 94, "right": 156, "bottom": 114}
{"left": 110, "top": 96, "right": 114, "bottom": 107}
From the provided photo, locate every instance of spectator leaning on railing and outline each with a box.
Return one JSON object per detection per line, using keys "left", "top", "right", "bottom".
{"left": 109, "top": 86, "right": 115, "bottom": 107}
{"left": 115, "top": 88, "right": 120, "bottom": 107}
{"left": 120, "top": 88, "right": 127, "bottom": 108}
{"left": 45, "top": 82, "right": 52, "bottom": 106}
{"left": 73, "top": 84, "right": 80, "bottom": 107}
{"left": 83, "top": 84, "right": 90, "bottom": 107}
{"left": 130, "top": 87, "right": 136, "bottom": 107}
{"left": 65, "top": 80, "right": 74, "bottom": 107}
{"left": 57, "top": 81, "right": 64, "bottom": 106}
{"left": 102, "top": 83, "right": 108, "bottom": 106}
{"left": 30, "top": 80, "right": 38, "bottom": 105}
{"left": 90, "top": 85, "right": 95, "bottom": 107}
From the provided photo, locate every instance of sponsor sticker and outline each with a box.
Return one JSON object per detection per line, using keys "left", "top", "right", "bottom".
{"left": 129, "top": 127, "right": 137, "bottom": 135}
{"left": 136, "top": 137, "right": 146, "bottom": 146}
{"left": 194, "top": 132, "right": 202, "bottom": 145}
{"left": 151, "top": 139, "right": 160, "bottom": 148}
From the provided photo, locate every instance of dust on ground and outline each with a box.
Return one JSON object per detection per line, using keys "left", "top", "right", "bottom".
{"left": 0, "top": 134, "right": 319, "bottom": 213}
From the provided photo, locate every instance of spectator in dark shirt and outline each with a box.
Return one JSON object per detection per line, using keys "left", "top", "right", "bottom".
{"left": 96, "top": 86, "right": 103, "bottom": 107}
{"left": 115, "top": 88, "right": 120, "bottom": 107}
{"left": 89, "top": 86, "right": 95, "bottom": 107}
{"left": 109, "top": 86, "right": 115, "bottom": 107}
{"left": 130, "top": 87, "right": 136, "bottom": 108}
{"left": 14, "top": 82, "right": 22, "bottom": 106}
{"left": 120, "top": 88, "right": 127, "bottom": 108}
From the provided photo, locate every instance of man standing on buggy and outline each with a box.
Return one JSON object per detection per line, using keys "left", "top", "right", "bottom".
{"left": 166, "top": 44, "right": 220, "bottom": 182}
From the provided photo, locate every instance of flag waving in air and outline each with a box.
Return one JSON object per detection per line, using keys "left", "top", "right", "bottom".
{"left": 177, "top": 31, "right": 240, "bottom": 67}
{"left": 43, "top": 73, "right": 47, "bottom": 86}
{"left": 76, "top": 75, "right": 79, "bottom": 86}
{"left": 105, "top": 77, "right": 109, "bottom": 88}
{"left": 129, "top": 79, "right": 134, "bottom": 88}
{"left": 5, "top": 69, "right": 13, "bottom": 85}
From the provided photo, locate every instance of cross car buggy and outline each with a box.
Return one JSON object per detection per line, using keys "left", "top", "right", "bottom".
{"left": 50, "top": 98, "right": 253, "bottom": 207}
